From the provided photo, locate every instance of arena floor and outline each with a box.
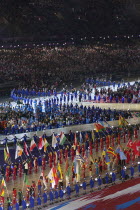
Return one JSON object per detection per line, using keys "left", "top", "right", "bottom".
{"left": 47, "top": 177, "right": 140, "bottom": 210}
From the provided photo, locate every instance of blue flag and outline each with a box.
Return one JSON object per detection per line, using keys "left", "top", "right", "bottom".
{"left": 119, "top": 150, "right": 127, "bottom": 160}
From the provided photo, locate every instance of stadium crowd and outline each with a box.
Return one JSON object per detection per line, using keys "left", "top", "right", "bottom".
{"left": 0, "top": 102, "right": 132, "bottom": 135}
{"left": 0, "top": 44, "right": 140, "bottom": 92}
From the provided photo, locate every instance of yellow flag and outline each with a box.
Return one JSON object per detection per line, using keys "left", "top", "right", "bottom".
{"left": 57, "top": 163, "right": 63, "bottom": 179}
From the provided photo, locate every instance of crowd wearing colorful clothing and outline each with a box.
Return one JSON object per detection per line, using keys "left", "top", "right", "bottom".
{"left": 0, "top": 122, "right": 140, "bottom": 209}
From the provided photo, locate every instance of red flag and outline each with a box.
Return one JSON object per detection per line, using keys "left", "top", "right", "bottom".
{"left": 94, "top": 123, "right": 105, "bottom": 132}
{"left": 24, "top": 142, "right": 29, "bottom": 156}
{"left": 126, "top": 139, "right": 133, "bottom": 148}
{"left": 38, "top": 137, "right": 44, "bottom": 150}
{"left": 132, "top": 140, "right": 140, "bottom": 156}
{"left": 52, "top": 167, "right": 59, "bottom": 185}
{"left": 30, "top": 139, "right": 36, "bottom": 151}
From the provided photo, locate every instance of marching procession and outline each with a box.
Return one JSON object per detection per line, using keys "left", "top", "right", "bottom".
{"left": 0, "top": 117, "right": 140, "bottom": 209}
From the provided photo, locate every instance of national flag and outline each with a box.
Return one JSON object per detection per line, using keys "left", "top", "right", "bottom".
{"left": 116, "top": 146, "right": 127, "bottom": 160}
{"left": 44, "top": 138, "right": 49, "bottom": 152}
{"left": 79, "top": 132, "right": 83, "bottom": 143}
{"left": 15, "top": 144, "right": 23, "bottom": 159}
{"left": 119, "top": 149, "right": 127, "bottom": 160}
{"left": 94, "top": 123, "right": 105, "bottom": 132}
{"left": 30, "top": 139, "right": 36, "bottom": 151}
{"left": 1, "top": 178, "right": 6, "bottom": 188}
{"left": 115, "top": 146, "right": 121, "bottom": 154}
{"left": 24, "top": 141, "right": 29, "bottom": 156}
{"left": 107, "top": 147, "right": 117, "bottom": 157}
{"left": 75, "top": 150, "right": 85, "bottom": 163}
{"left": 126, "top": 139, "right": 133, "bottom": 148}
{"left": 48, "top": 168, "right": 53, "bottom": 181}
{"left": 52, "top": 167, "right": 59, "bottom": 186}
{"left": 74, "top": 133, "right": 78, "bottom": 146}
{"left": 75, "top": 160, "right": 80, "bottom": 182}
{"left": 0, "top": 178, "right": 6, "bottom": 197}
{"left": 60, "top": 132, "right": 67, "bottom": 145}
{"left": 48, "top": 167, "right": 59, "bottom": 188}
{"left": 0, "top": 188, "right": 4, "bottom": 197}
{"left": 132, "top": 140, "right": 140, "bottom": 156}
{"left": 24, "top": 174, "right": 29, "bottom": 186}
{"left": 52, "top": 133, "right": 57, "bottom": 148}
{"left": 57, "top": 162, "right": 63, "bottom": 179}
{"left": 119, "top": 116, "right": 128, "bottom": 129}
{"left": 4, "top": 144, "right": 10, "bottom": 164}
{"left": 38, "top": 137, "right": 44, "bottom": 150}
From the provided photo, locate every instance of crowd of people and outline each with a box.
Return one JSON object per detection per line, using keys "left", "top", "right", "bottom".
{"left": 0, "top": 44, "right": 140, "bottom": 94}
{"left": 0, "top": 99, "right": 132, "bottom": 135}
{"left": 0, "top": 124, "right": 140, "bottom": 209}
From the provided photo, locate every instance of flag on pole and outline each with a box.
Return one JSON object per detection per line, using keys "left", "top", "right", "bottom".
{"left": 52, "top": 167, "right": 59, "bottom": 186}
{"left": 131, "top": 140, "right": 140, "bottom": 156}
{"left": 4, "top": 144, "right": 11, "bottom": 164}
{"left": 116, "top": 146, "right": 127, "bottom": 160}
{"left": 1, "top": 178, "right": 6, "bottom": 188}
{"left": 38, "top": 137, "right": 44, "bottom": 150}
{"left": 107, "top": 147, "right": 117, "bottom": 157}
{"left": 75, "top": 150, "right": 85, "bottom": 163}
{"left": 57, "top": 162, "right": 63, "bottom": 179}
{"left": 44, "top": 138, "right": 49, "bottom": 153}
{"left": 119, "top": 150, "right": 127, "bottom": 160}
{"left": 79, "top": 132, "right": 83, "bottom": 143}
{"left": 30, "top": 139, "right": 36, "bottom": 151}
{"left": 118, "top": 116, "right": 128, "bottom": 129}
{"left": 0, "top": 178, "right": 6, "bottom": 197}
{"left": 52, "top": 133, "right": 57, "bottom": 148}
{"left": 24, "top": 142, "right": 29, "bottom": 156}
{"left": 15, "top": 144, "right": 23, "bottom": 159}
{"left": 94, "top": 123, "right": 105, "bottom": 132}
{"left": 60, "top": 132, "right": 67, "bottom": 145}
{"left": 48, "top": 168, "right": 56, "bottom": 188}
{"left": 75, "top": 160, "right": 80, "bottom": 182}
